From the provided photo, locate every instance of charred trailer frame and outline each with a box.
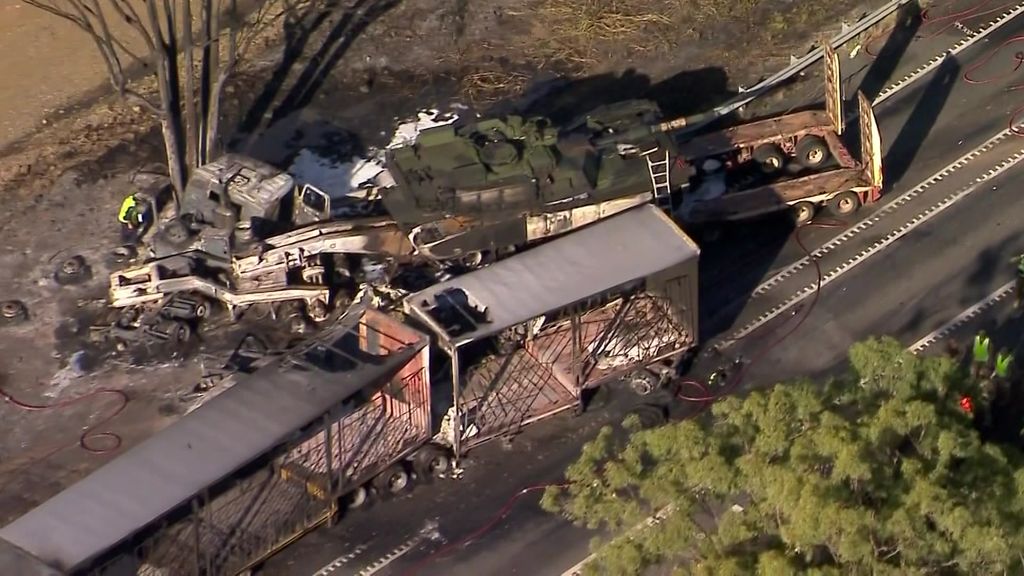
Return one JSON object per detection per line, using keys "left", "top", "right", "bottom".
{"left": 0, "top": 309, "right": 430, "bottom": 576}
{"left": 403, "top": 204, "right": 700, "bottom": 459}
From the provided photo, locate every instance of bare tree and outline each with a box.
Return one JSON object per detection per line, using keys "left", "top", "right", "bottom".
{"left": 25, "top": 0, "right": 254, "bottom": 211}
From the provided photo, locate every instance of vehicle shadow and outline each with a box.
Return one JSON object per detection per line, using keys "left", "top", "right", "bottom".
{"left": 233, "top": 0, "right": 400, "bottom": 151}
{"left": 881, "top": 55, "right": 960, "bottom": 187}
{"left": 857, "top": 1, "right": 923, "bottom": 101}
{"left": 502, "top": 66, "right": 736, "bottom": 125}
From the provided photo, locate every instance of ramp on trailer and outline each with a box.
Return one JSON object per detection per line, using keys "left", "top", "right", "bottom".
{"left": 0, "top": 308, "right": 426, "bottom": 574}
{"left": 404, "top": 204, "right": 699, "bottom": 453}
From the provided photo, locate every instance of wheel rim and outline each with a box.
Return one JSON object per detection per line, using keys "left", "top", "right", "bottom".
{"left": 350, "top": 487, "right": 368, "bottom": 507}
{"left": 765, "top": 156, "right": 781, "bottom": 169}
{"left": 796, "top": 204, "right": 813, "bottom": 222}
{"left": 1, "top": 302, "right": 19, "bottom": 318}
{"left": 429, "top": 455, "right": 449, "bottom": 475}
{"left": 195, "top": 303, "right": 208, "bottom": 318}
{"left": 61, "top": 258, "right": 81, "bottom": 275}
{"left": 807, "top": 148, "right": 824, "bottom": 164}
{"left": 838, "top": 197, "right": 855, "bottom": 212}
{"left": 389, "top": 472, "right": 408, "bottom": 492}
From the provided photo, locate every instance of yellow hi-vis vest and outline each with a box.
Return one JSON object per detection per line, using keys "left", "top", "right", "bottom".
{"left": 973, "top": 334, "right": 991, "bottom": 364}
{"left": 995, "top": 353, "right": 1013, "bottom": 379}
{"left": 118, "top": 195, "right": 138, "bottom": 224}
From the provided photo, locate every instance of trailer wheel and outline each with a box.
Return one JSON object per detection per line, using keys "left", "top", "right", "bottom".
{"left": 412, "top": 445, "right": 451, "bottom": 479}
{"left": 173, "top": 321, "right": 192, "bottom": 343}
{"left": 795, "top": 135, "right": 830, "bottom": 170}
{"left": 792, "top": 201, "right": 816, "bottom": 225}
{"left": 346, "top": 485, "right": 372, "bottom": 510}
{"left": 373, "top": 464, "right": 411, "bottom": 496}
{"left": 829, "top": 191, "right": 861, "bottom": 216}
{"left": 753, "top": 144, "right": 785, "bottom": 173}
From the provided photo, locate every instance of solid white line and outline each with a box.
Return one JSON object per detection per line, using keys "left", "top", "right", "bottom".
{"left": 909, "top": 280, "right": 1015, "bottom": 353}
{"left": 875, "top": 2, "right": 1024, "bottom": 105}
{"left": 724, "top": 147, "right": 1024, "bottom": 344}
{"left": 559, "top": 505, "right": 676, "bottom": 576}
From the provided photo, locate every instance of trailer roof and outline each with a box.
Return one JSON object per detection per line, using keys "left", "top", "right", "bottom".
{"left": 0, "top": 309, "right": 426, "bottom": 573}
{"left": 403, "top": 204, "right": 699, "bottom": 348}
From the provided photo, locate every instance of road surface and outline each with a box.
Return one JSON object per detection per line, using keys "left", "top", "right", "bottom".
{"left": 262, "top": 6, "right": 1024, "bottom": 576}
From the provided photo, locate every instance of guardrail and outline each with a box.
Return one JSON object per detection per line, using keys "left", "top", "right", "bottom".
{"left": 679, "top": 0, "right": 916, "bottom": 134}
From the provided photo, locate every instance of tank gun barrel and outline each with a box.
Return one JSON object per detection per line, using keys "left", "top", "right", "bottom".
{"left": 593, "top": 110, "right": 719, "bottom": 147}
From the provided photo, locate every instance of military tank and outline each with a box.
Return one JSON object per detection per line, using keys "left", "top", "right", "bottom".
{"left": 379, "top": 100, "right": 696, "bottom": 264}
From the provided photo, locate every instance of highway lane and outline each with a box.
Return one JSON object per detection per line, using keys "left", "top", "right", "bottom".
{"left": 261, "top": 9, "right": 1024, "bottom": 576}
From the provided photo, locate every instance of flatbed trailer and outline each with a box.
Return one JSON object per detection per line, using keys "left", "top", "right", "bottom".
{"left": 670, "top": 44, "right": 883, "bottom": 226}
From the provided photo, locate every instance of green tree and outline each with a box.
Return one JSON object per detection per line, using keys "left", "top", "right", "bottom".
{"left": 542, "top": 337, "right": 1024, "bottom": 574}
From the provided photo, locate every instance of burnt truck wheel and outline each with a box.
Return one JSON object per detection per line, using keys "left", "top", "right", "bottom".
{"left": 373, "top": 464, "right": 411, "bottom": 496}
{"left": 627, "top": 370, "right": 659, "bottom": 396}
{"left": 107, "top": 245, "right": 138, "bottom": 267}
{"left": 0, "top": 300, "right": 28, "bottom": 325}
{"left": 412, "top": 444, "right": 451, "bottom": 479}
{"left": 792, "top": 201, "right": 816, "bottom": 225}
{"left": 830, "top": 191, "right": 861, "bottom": 216}
{"left": 753, "top": 144, "right": 785, "bottom": 173}
{"left": 795, "top": 135, "right": 830, "bottom": 169}
{"left": 54, "top": 255, "right": 91, "bottom": 285}
{"left": 159, "top": 218, "right": 193, "bottom": 247}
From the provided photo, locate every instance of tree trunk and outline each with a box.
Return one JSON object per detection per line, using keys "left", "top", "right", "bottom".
{"left": 204, "top": 0, "right": 234, "bottom": 163}
{"left": 182, "top": 0, "right": 199, "bottom": 169}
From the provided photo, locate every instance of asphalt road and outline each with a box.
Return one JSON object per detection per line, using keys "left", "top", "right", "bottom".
{"left": 262, "top": 9, "right": 1024, "bottom": 576}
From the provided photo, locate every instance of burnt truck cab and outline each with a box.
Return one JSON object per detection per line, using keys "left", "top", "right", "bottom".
{"left": 152, "top": 155, "right": 370, "bottom": 259}
{"left": 379, "top": 103, "right": 693, "bottom": 264}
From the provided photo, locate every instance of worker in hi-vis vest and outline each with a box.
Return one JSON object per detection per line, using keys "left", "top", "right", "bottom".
{"left": 972, "top": 331, "right": 992, "bottom": 381}
{"left": 118, "top": 193, "right": 148, "bottom": 244}
{"left": 993, "top": 348, "right": 1014, "bottom": 399}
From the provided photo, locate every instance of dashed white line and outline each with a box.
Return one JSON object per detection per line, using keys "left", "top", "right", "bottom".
{"left": 875, "top": 2, "right": 1024, "bottom": 105}
{"left": 909, "top": 280, "right": 1016, "bottom": 354}
{"left": 724, "top": 147, "right": 1024, "bottom": 345}
{"left": 313, "top": 544, "right": 370, "bottom": 576}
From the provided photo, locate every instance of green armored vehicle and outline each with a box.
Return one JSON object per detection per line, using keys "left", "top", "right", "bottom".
{"left": 381, "top": 101, "right": 695, "bottom": 264}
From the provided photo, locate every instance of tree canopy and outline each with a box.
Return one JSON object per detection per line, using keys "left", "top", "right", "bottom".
{"left": 542, "top": 337, "right": 1024, "bottom": 575}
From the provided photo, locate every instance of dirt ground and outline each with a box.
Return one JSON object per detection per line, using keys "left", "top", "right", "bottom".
{"left": 0, "top": 0, "right": 888, "bottom": 529}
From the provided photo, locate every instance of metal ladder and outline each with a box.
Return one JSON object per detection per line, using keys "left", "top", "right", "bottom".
{"left": 645, "top": 150, "right": 672, "bottom": 209}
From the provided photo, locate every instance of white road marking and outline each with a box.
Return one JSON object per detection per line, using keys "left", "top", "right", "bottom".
{"left": 355, "top": 521, "right": 442, "bottom": 576}
{"left": 309, "top": 522, "right": 441, "bottom": 576}
{"left": 746, "top": 125, "right": 1020, "bottom": 305}
{"left": 875, "top": 2, "right": 1024, "bottom": 105}
{"left": 909, "top": 280, "right": 1016, "bottom": 353}
{"left": 723, "top": 147, "right": 1024, "bottom": 346}
{"left": 313, "top": 544, "right": 370, "bottom": 576}
{"left": 560, "top": 505, "right": 676, "bottom": 576}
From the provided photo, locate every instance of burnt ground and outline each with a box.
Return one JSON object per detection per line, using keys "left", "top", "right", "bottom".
{"left": 0, "top": 0, "right": 892, "bottom": 526}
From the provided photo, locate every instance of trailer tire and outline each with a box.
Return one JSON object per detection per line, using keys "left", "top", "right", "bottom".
{"left": 792, "top": 202, "right": 816, "bottom": 225}
{"left": 753, "top": 144, "right": 785, "bottom": 173}
{"left": 346, "top": 485, "right": 372, "bottom": 510}
{"left": 373, "top": 464, "right": 411, "bottom": 496}
{"left": 412, "top": 445, "right": 451, "bottom": 479}
{"left": 795, "top": 135, "right": 830, "bottom": 169}
{"left": 829, "top": 191, "right": 861, "bottom": 216}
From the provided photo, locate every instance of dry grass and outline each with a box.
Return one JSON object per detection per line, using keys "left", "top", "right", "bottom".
{"left": 528, "top": 0, "right": 684, "bottom": 67}
{"left": 460, "top": 70, "right": 531, "bottom": 106}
